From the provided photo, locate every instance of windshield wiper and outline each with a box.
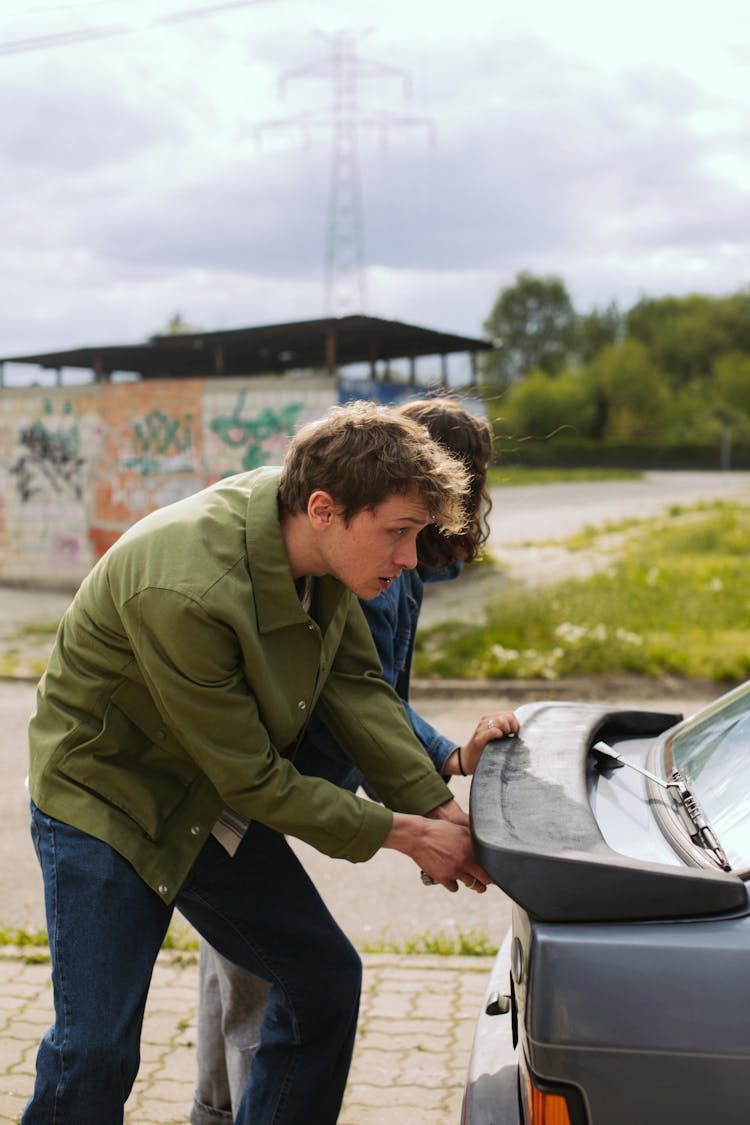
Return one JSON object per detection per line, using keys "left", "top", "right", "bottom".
{"left": 593, "top": 740, "right": 731, "bottom": 872}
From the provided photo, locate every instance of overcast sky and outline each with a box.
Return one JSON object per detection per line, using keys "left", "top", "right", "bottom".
{"left": 1, "top": 0, "right": 749, "bottom": 365}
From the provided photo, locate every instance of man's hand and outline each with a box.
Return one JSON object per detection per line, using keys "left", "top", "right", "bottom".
{"left": 425, "top": 797, "right": 468, "bottom": 827}
{"left": 382, "top": 809, "right": 492, "bottom": 894}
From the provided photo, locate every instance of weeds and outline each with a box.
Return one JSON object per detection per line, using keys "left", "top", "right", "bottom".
{"left": 18, "top": 621, "right": 61, "bottom": 637}
{"left": 360, "top": 928, "right": 498, "bottom": 957}
{"left": 0, "top": 921, "right": 201, "bottom": 955}
{"left": 0, "top": 920, "right": 497, "bottom": 960}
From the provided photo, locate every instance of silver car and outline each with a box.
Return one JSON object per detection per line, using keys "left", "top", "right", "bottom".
{"left": 463, "top": 681, "right": 750, "bottom": 1125}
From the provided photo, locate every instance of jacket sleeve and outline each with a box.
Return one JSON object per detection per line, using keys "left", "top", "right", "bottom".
{"left": 360, "top": 590, "right": 457, "bottom": 774}
{"left": 314, "top": 599, "right": 453, "bottom": 814}
{"left": 121, "top": 587, "right": 394, "bottom": 862}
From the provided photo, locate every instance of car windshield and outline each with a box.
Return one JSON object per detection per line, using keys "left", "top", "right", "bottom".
{"left": 660, "top": 682, "right": 750, "bottom": 870}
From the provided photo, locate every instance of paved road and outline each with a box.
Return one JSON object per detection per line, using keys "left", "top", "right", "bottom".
{"left": 487, "top": 469, "right": 750, "bottom": 546}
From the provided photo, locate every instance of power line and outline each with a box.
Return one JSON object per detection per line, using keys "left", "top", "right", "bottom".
{"left": 0, "top": 0, "right": 270, "bottom": 56}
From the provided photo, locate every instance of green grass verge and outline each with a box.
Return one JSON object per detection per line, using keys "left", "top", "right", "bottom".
{"left": 415, "top": 501, "right": 750, "bottom": 684}
{"left": 487, "top": 466, "right": 643, "bottom": 487}
{"left": 0, "top": 922, "right": 497, "bottom": 959}
{"left": 360, "top": 928, "right": 499, "bottom": 957}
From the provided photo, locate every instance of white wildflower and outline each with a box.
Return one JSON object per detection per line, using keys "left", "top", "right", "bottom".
{"left": 554, "top": 622, "right": 587, "bottom": 645}
{"left": 615, "top": 628, "right": 643, "bottom": 646}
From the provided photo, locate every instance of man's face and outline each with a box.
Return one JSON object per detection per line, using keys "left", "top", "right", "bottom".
{"left": 321, "top": 490, "right": 431, "bottom": 600}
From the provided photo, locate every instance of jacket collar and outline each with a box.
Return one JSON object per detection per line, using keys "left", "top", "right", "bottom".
{"left": 245, "top": 470, "right": 347, "bottom": 633}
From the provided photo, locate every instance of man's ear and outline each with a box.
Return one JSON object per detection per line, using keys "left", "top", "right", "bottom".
{"left": 307, "top": 490, "right": 337, "bottom": 530}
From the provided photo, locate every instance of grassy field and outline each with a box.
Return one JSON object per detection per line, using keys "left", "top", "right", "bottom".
{"left": 414, "top": 500, "right": 750, "bottom": 685}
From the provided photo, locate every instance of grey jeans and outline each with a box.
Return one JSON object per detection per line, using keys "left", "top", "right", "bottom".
{"left": 191, "top": 944, "right": 271, "bottom": 1124}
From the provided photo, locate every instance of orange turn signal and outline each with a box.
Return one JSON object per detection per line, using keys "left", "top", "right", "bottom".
{"left": 519, "top": 1053, "right": 574, "bottom": 1125}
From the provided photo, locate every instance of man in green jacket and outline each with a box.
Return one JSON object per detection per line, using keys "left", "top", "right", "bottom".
{"left": 23, "top": 401, "right": 491, "bottom": 1125}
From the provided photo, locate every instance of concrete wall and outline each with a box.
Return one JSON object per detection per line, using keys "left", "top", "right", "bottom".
{"left": 0, "top": 375, "right": 336, "bottom": 589}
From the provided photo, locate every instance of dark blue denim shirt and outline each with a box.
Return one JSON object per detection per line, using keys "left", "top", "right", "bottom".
{"left": 296, "top": 566, "right": 460, "bottom": 794}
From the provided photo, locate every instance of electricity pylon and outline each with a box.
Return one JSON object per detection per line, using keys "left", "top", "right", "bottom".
{"left": 256, "top": 29, "right": 435, "bottom": 317}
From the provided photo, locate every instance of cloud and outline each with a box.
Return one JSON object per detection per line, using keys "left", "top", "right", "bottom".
{"left": 0, "top": 0, "right": 748, "bottom": 361}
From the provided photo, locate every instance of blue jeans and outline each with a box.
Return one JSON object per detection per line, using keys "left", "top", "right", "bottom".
{"left": 23, "top": 803, "right": 361, "bottom": 1125}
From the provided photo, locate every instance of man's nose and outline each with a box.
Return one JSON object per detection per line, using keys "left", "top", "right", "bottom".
{"left": 393, "top": 537, "right": 418, "bottom": 570}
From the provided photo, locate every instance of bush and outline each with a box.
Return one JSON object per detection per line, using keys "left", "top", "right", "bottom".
{"left": 491, "top": 436, "right": 750, "bottom": 471}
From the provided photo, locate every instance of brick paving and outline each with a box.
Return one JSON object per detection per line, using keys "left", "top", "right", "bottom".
{"left": 0, "top": 947, "right": 491, "bottom": 1125}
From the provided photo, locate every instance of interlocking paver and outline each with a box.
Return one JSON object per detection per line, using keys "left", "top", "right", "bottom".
{"left": 0, "top": 949, "right": 490, "bottom": 1125}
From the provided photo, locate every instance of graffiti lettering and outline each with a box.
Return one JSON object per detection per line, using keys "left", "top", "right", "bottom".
{"left": 10, "top": 405, "right": 85, "bottom": 502}
{"left": 210, "top": 395, "right": 303, "bottom": 470}
{"left": 123, "top": 409, "right": 195, "bottom": 476}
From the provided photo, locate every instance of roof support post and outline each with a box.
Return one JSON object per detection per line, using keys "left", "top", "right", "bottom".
{"left": 214, "top": 342, "right": 225, "bottom": 375}
{"left": 325, "top": 325, "right": 338, "bottom": 373}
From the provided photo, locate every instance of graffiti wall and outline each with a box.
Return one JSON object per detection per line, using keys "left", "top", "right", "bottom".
{"left": 0, "top": 376, "right": 335, "bottom": 588}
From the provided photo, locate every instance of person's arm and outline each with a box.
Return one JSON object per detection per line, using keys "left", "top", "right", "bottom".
{"left": 121, "top": 587, "right": 400, "bottom": 862}
{"left": 382, "top": 802, "right": 492, "bottom": 893}
{"left": 360, "top": 583, "right": 459, "bottom": 773}
{"left": 442, "top": 710, "right": 520, "bottom": 776}
{"left": 314, "top": 599, "right": 454, "bottom": 811}
{"left": 360, "top": 579, "right": 520, "bottom": 777}
{"left": 125, "top": 586, "right": 460, "bottom": 867}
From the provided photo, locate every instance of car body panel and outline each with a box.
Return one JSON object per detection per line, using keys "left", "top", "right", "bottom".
{"left": 461, "top": 930, "right": 520, "bottom": 1125}
{"left": 515, "top": 905, "right": 750, "bottom": 1125}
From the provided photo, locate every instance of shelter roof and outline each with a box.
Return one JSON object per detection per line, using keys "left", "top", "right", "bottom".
{"left": 1, "top": 315, "right": 492, "bottom": 379}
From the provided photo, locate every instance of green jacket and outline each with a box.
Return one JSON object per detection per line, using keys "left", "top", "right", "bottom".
{"left": 29, "top": 468, "right": 451, "bottom": 903}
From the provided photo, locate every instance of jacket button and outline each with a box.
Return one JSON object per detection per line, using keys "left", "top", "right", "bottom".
{"left": 158, "top": 884, "right": 168, "bottom": 896}
{"left": 190, "top": 825, "right": 201, "bottom": 836}
{"left": 298, "top": 700, "right": 306, "bottom": 711}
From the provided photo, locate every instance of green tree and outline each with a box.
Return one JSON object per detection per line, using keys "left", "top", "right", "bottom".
{"left": 159, "top": 312, "right": 202, "bottom": 336}
{"left": 499, "top": 368, "right": 595, "bottom": 439}
{"left": 625, "top": 293, "right": 748, "bottom": 387}
{"left": 583, "top": 340, "right": 670, "bottom": 439}
{"left": 714, "top": 351, "right": 750, "bottom": 419}
{"left": 575, "top": 301, "right": 624, "bottom": 364}
{"left": 482, "top": 272, "right": 577, "bottom": 387}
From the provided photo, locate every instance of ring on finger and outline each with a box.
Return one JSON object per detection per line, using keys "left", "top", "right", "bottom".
{"left": 486, "top": 719, "right": 495, "bottom": 731}
{"left": 469, "top": 877, "right": 478, "bottom": 889}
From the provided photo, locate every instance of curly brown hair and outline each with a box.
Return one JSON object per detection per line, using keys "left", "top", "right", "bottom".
{"left": 278, "top": 401, "right": 470, "bottom": 536}
{"left": 395, "top": 397, "right": 493, "bottom": 570}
